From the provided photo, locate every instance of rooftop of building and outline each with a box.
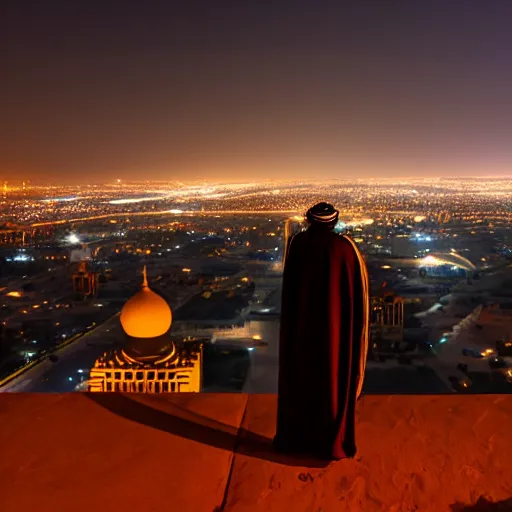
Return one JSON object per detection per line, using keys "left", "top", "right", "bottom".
{"left": 2, "top": 393, "right": 512, "bottom": 512}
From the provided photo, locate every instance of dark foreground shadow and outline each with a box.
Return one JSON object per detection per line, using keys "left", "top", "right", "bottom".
{"left": 86, "top": 393, "right": 329, "bottom": 468}
{"left": 451, "top": 497, "right": 512, "bottom": 511}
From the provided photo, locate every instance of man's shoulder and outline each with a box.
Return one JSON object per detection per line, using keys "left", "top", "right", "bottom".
{"left": 334, "top": 234, "right": 363, "bottom": 257}
{"left": 292, "top": 231, "right": 360, "bottom": 255}
{"left": 335, "top": 233, "right": 355, "bottom": 248}
{"left": 339, "top": 234, "right": 357, "bottom": 247}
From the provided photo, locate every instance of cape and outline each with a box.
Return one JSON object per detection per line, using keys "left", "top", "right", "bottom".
{"left": 274, "top": 227, "right": 370, "bottom": 460}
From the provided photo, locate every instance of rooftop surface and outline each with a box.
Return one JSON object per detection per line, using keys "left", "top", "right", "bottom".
{"left": 1, "top": 393, "right": 512, "bottom": 512}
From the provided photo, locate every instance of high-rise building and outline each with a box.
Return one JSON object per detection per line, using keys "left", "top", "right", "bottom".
{"left": 88, "top": 267, "right": 202, "bottom": 393}
{"left": 283, "top": 216, "right": 307, "bottom": 263}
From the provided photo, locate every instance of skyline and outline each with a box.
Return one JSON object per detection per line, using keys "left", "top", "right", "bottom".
{"left": 6, "top": 175, "right": 512, "bottom": 188}
{"left": 3, "top": 1, "right": 512, "bottom": 183}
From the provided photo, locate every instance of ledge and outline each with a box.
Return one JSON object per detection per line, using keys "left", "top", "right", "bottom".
{"left": 1, "top": 394, "right": 512, "bottom": 512}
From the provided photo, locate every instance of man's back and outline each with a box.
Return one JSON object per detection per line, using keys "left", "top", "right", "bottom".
{"left": 275, "top": 202, "right": 370, "bottom": 460}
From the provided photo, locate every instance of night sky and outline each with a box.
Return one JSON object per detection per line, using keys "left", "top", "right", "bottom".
{"left": 2, "top": 1, "right": 512, "bottom": 183}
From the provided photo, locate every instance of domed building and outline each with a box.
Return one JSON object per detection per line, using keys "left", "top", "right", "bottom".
{"left": 88, "top": 267, "right": 202, "bottom": 393}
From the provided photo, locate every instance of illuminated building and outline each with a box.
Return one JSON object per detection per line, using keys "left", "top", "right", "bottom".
{"left": 372, "top": 294, "right": 404, "bottom": 329}
{"left": 371, "top": 293, "right": 405, "bottom": 352}
{"left": 283, "top": 216, "right": 307, "bottom": 263}
{"left": 418, "top": 253, "right": 475, "bottom": 279}
{"left": 72, "top": 260, "right": 98, "bottom": 299}
{"left": 88, "top": 267, "right": 202, "bottom": 393}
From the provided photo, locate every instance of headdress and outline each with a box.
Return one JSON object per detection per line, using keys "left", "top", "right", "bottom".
{"left": 306, "top": 202, "right": 339, "bottom": 229}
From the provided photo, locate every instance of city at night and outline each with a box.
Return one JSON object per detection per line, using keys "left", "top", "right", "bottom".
{"left": 2, "top": 2, "right": 512, "bottom": 511}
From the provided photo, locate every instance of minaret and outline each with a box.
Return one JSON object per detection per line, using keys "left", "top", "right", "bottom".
{"left": 142, "top": 265, "right": 148, "bottom": 288}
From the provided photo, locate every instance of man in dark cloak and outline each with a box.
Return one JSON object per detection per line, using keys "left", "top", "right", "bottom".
{"left": 274, "top": 202, "right": 370, "bottom": 460}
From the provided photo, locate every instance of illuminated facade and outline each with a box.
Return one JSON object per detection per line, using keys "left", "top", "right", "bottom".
{"left": 418, "top": 252, "right": 476, "bottom": 278}
{"left": 372, "top": 294, "right": 405, "bottom": 327}
{"left": 283, "top": 216, "right": 307, "bottom": 263}
{"left": 72, "top": 260, "right": 98, "bottom": 299}
{"left": 88, "top": 267, "right": 202, "bottom": 393}
{"left": 88, "top": 338, "right": 202, "bottom": 393}
{"left": 371, "top": 294, "right": 405, "bottom": 348}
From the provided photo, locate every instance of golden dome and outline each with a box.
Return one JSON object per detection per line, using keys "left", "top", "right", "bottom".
{"left": 120, "top": 267, "right": 172, "bottom": 338}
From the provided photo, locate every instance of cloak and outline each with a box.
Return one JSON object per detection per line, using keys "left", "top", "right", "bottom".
{"left": 274, "top": 225, "right": 370, "bottom": 460}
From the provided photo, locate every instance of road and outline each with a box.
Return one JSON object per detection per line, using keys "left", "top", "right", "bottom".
{"left": 423, "top": 305, "right": 495, "bottom": 390}
{"left": 2, "top": 315, "right": 122, "bottom": 392}
{"left": 30, "top": 209, "right": 298, "bottom": 228}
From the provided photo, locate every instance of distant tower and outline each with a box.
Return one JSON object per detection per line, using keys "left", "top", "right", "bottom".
{"left": 370, "top": 293, "right": 405, "bottom": 353}
{"left": 283, "top": 216, "right": 307, "bottom": 264}
{"left": 72, "top": 260, "right": 98, "bottom": 299}
{"left": 88, "top": 267, "right": 202, "bottom": 393}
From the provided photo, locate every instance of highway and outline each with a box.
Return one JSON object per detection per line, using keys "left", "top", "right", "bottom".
{"left": 30, "top": 209, "right": 298, "bottom": 227}
{"left": 419, "top": 303, "right": 512, "bottom": 391}
{"left": 2, "top": 315, "right": 122, "bottom": 392}
{"left": 415, "top": 300, "right": 481, "bottom": 390}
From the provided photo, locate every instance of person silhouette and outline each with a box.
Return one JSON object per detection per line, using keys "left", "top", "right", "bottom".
{"left": 273, "top": 202, "right": 370, "bottom": 460}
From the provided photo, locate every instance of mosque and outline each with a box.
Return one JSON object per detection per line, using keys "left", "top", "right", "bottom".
{"left": 88, "top": 267, "right": 202, "bottom": 393}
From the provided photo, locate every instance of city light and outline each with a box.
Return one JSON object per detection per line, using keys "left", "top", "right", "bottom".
{"left": 422, "top": 255, "right": 438, "bottom": 265}
{"left": 108, "top": 194, "right": 172, "bottom": 204}
{"left": 419, "top": 253, "right": 476, "bottom": 271}
{"left": 41, "top": 197, "right": 79, "bottom": 203}
{"left": 4, "top": 7, "right": 512, "bottom": 499}
{"left": 66, "top": 233, "right": 80, "bottom": 244}
{"left": 2, "top": 176, "right": 512, "bottom": 401}
{"left": 13, "top": 253, "right": 33, "bottom": 262}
